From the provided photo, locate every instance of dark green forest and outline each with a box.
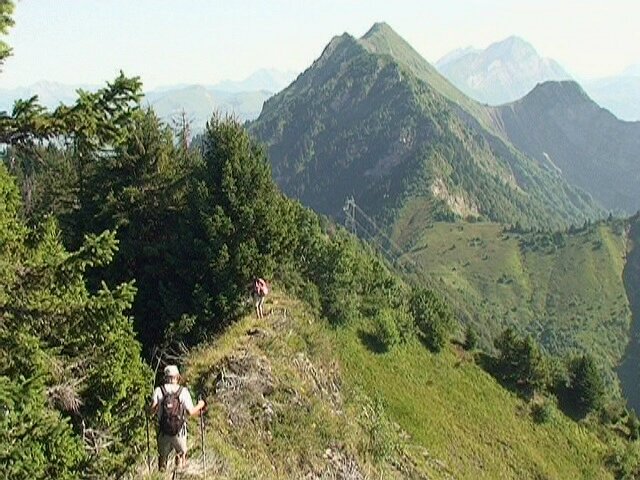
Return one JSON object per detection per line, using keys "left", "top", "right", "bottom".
{"left": 0, "top": 59, "right": 456, "bottom": 477}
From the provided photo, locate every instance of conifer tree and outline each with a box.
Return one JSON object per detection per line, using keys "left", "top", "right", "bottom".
{"left": 75, "top": 108, "right": 195, "bottom": 349}
{"left": 410, "top": 287, "right": 455, "bottom": 352}
{"left": 567, "top": 353, "right": 605, "bottom": 416}
{"left": 494, "top": 328, "right": 549, "bottom": 393}
{"left": 0, "top": 151, "right": 150, "bottom": 479}
{"left": 184, "top": 114, "right": 295, "bottom": 330}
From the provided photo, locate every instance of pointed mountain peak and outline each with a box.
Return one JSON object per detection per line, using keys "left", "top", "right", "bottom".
{"left": 360, "top": 22, "right": 410, "bottom": 51}
{"left": 436, "top": 35, "right": 571, "bottom": 104}
{"left": 357, "top": 22, "right": 436, "bottom": 75}
{"left": 329, "top": 31, "right": 356, "bottom": 45}
{"left": 318, "top": 31, "right": 359, "bottom": 58}
{"left": 486, "top": 36, "right": 537, "bottom": 58}
{"left": 355, "top": 21, "right": 491, "bottom": 123}
{"left": 501, "top": 35, "right": 530, "bottom": 46}
{"left": 362, "top": 22, "right": 396, "bottom": 39}
{"left": 521, "top": 80, "right": 592, "bottom": 106}
{"left": 315, "top": 32, "right": 361, "bottom": 65}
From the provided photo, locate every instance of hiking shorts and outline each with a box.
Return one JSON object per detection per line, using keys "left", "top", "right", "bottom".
{"left": 253, "top": 292, "right": 265, "bottom": 308}
{"left": 157, "top": 431, "right": 187, "bottom": 458}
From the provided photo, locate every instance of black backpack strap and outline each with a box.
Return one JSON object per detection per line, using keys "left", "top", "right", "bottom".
{"left": 160, "top": 385, "right": 167, "bottom": 397}
{"left": 176, "top": 387, "right": 185, "bottom": 424}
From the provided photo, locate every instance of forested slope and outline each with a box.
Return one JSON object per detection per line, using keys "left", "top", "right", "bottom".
{"left": 393, "top": 219, "right": 632, "bottom": 387}
{"left": 250, "top": 23, "right": 601, "bottom": 230}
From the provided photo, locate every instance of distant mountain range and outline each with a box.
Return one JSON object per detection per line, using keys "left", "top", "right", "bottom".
{"left": 436, "top": 37, "right": 640, "bottom": 121}
{"left": 143, "top": 86, "right": 272, "bottom": 130}
{"left": 435, "top": 36, "right": 571, "bottom": 105}
{"left": 250, "top": 23, "right": 601, "bottom": 230}
{"left": 0, "top": 68, "right": 298, "bottom": 130}
{"left": 213, "top": 68, "right": 297, "bottom": 93}
{"left": 0, "top": 80, "right": 95, "bottom": 112}
{"left": 582, "top": 75, "right": 640, "bottom": 122}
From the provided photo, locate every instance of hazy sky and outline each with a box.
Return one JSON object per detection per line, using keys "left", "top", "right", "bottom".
{"left": 1, "top": 0, "right": 639, "bottom": 89}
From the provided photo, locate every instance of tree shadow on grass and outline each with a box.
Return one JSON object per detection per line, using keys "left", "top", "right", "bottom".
{"left": 476, "top": 351, "right": 496, "bottom": 374}
{"left": 357, "top": 329, "right": 387, "bottom": 354}
{"left": 554, "top": 386, "right": 589, "bottom": 421}
{"left": 478, "top": 353, "right": 590, "bottom": 419}
{"left": 476, "top": 351, "right": 534, "bottom": 402}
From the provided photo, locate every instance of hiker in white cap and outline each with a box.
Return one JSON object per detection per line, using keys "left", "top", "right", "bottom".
{"left": 149, "top": 365, "right": 206, "bottom": 471}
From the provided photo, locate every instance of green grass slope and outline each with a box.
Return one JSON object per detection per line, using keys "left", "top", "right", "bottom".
{"left": 337, "top": 320, "right": 612, "bottom": 479}
{"left": 142, "top": 290, "right": 614, "bottom": 479}
{"left": 393, "top": 219, "right": 631, "bottom": 384}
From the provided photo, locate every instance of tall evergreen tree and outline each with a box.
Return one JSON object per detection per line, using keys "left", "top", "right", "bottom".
{"left": 567, "top": 353, "right": 605, "bottom": 416}
{"left": 75, "top": 108, "right": 197, "bottom": 349}
{"left": 410, "top": 287, "right": 455, "bottom": 352}
{"left": 0, "top": 146, "right": 150, "bottom": 479}
{"left": 184, "top": 114, "right": 296, "bottom": 330}
{"left": 493, "top": 327, "right": 549, "bottom": 393}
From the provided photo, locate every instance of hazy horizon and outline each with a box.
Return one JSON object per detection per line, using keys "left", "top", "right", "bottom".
{"left": 1, "top": 1, "right": 639, "bottom": 90}
{"left": 0, "top": 67, "right": 299, "bottom": 92}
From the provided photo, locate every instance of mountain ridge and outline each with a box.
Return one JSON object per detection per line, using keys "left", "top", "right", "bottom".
{"left": 250, "top": 23, "right": 601, "bottom": 230}
{"left": 0, "top": 67, "right": 296, "bottom": 126}
{"left": 583, "top": 74, "right": 640, "bottom": 121}
{"left": 213, "top": 68, "right": 297, "bottom": 93}
{"left": 490, "top": 80, "right": 640, "bottom": 213}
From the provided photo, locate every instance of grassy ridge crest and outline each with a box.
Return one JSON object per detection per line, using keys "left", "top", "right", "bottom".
{"left": 151, "top": 290, "right": 614, "bottom": 479}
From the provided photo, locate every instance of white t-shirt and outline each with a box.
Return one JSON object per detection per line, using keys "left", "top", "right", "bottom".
{"left": 152, "top": 383, "right": 195, "bottom": 421}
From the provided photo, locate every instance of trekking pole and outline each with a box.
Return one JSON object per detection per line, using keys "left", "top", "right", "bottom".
{"left": 199, "top": 396, "right": 206, "bottom": 479}
{"left": 145, "top": 413, "right": 151, "bottom": 474}
{"left": 148, "top": 348, "right": 162, "bottom": 475}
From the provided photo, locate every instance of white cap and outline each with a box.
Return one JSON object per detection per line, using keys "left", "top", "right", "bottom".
{"left": 164, "top": 365, "right": 180, "bottom": 378}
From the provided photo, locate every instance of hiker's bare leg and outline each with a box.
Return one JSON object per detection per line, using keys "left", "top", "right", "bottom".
{"left": 257, "top": 296, "right": 264, "bottom": 319}
{"left": 157, "top": 434, "right": 173, "bottom": 471}
{"left": 174, "top": 434, "right": 188, "bottom": 468}
{"left": 158, "top": 454, "right": 167, "bottom": 471}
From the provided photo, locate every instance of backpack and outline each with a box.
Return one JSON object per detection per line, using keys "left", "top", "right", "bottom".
{"left": 254, "top": 278, "right": 269, "bottom": 296}
{"left": 159, "top": 385, "right": 185, "bottom": 436}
